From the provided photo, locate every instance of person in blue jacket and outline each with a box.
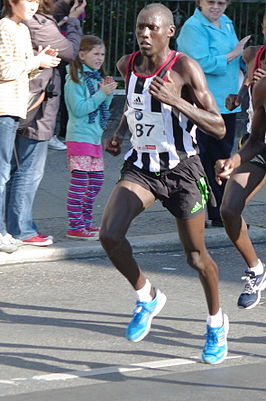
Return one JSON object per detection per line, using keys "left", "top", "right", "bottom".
{"left": 176, "top": 0, "right": 250, "bottom": 226}
{"left": 64, "top": 35, "right": 117, "bottom": 240}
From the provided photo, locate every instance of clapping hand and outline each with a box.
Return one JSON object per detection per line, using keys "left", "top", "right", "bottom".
{"left": 69, "top": 0, "right": 87, "bottom": 18}
{"left": 37, "top": 45, "right": 61, "bottom": 68}
{"left": 100, "top": 76, "right": 117, "bottom": 95}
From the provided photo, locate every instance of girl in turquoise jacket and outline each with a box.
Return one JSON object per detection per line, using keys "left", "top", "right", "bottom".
{"left": 64, "top": 35, "right": 117, "bottom": 240}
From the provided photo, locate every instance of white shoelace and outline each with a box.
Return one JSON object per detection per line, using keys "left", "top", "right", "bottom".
{"left": 241, "top": 273, "right": 256, "bottom": 294}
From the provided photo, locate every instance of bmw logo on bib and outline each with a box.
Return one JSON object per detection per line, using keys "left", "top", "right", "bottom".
{"left": 135, "top": 111, "right": 143, "bottom": 121}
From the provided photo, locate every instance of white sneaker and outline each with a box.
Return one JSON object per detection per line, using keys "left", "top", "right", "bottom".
{"left": 48, "top": 135, "right": 66, "bottom": 151}
{"left": 0, "top": 233, "right": 22, "bottom": 253}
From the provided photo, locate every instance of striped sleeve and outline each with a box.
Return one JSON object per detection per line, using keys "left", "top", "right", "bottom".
{"left": 0, "top": 22, "right": 39, "bottom": 81}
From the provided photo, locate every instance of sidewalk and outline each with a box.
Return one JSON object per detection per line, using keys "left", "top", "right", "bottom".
{"left": 1, "top": 127, "right": 265, "bottom": 266}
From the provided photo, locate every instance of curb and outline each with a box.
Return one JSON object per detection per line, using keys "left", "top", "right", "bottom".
{"left": 0, "top": 227, "right": 265, "bottom": 266}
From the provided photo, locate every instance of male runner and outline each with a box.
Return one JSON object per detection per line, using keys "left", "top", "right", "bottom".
{"left": 100, "top": 3, "right": 228, "bottom": 364}
{"left": 216, "top": 15, "right": 266, "bottom": 310}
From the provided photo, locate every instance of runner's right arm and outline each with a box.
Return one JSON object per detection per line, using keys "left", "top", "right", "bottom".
{"left": 215, "top": 77, "right": 266, "bottom": 184}
{"left": 105, "top": 55, "right": 130, "bottom": 156}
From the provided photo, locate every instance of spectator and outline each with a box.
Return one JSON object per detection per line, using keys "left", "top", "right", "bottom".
{"left": 0, "top": 0, "right": 60, "bottom": 253}
{"left": 176, "top": 0, "right": 250, "bottom": 226}
{"left": 5, "top": 0, "right": 85, "bottom": 246}
{"left": 64, "top": 35, "right": 117, "bottom": 240}
{"left": 49, "top": 0, "right": 87, "bottom": 150}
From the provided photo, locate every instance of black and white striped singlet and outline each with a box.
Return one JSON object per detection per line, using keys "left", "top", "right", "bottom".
{"left": 124, "top": 50, "right": 199, "bottom": 173}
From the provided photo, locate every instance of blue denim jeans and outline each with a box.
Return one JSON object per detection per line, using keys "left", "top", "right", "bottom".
{"left": 6, "top": 135, "right": 48, "bottom": 239}
{"left": 0, "top": 116, "right": 19, "bottom": 235}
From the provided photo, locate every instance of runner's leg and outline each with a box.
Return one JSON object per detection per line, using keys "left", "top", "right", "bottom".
{"left": 221, "top": 163, "right": 266, "bottom": 267}
{"left": 100, "top": 180, "right": 155, "bottom": 290}
{"left": 176, "top": 211, "right": 219, "bottom": 315}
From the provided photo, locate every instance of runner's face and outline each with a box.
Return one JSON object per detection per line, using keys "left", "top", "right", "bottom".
{"left": 9, "top": 0, "right": 39, "bottom": 23}
{"left": 136, "top": 10, "right": 175, "bottom": 56}
{"left": 199, "top": 0, "right": 227, "bottom": 23}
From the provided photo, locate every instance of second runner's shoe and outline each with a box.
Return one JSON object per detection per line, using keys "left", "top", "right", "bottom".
{"left": 237, "top": 264, "right": 266, "bottom": 309}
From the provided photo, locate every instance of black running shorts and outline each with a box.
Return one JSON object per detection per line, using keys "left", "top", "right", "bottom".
{"left": 249, "top": 144, "right": 266, "bottom": 171}
{"left": 119, "top": 155, "right": 214, "bottom": 219}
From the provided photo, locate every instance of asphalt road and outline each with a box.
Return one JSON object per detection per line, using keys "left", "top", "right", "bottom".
{"left": 0, "top": 243, "right": 266, "bottom": 400}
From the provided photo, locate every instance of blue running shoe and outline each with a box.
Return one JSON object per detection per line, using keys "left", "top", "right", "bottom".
{"left": 237, "top": 264, "right": 266, "bottom": 309}
{"left": 126, "top": 289, "right": 167, "bottom": 342}
{"left": 201, "top": 313, "right": 229, "bottom": 365}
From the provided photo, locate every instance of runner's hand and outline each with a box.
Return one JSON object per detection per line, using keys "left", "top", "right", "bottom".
{"left": 149, "top": 71, "right": 178, "bottom": 106}
{"left": 225, "top": 94, "right": 242, "bottom": 111}
{"left": 105, "top": 137, "right": 121, "bottom": 156}
{"left": 252, "top": 68, "right": 266, "bottom": 84}
{"left": 215, "top": 158, "right": 236, "bottom": 185}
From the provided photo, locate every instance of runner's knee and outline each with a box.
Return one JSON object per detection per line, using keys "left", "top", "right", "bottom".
{"left": 99, "top": 227, "right": 124, "bottom": 253}
{"left": 220, "top": 200, "right": 240, "bottom": 223}
{"left": 186, "top": 251, "right": 205, "bottom": 273}
{"left": 186, "top": 250, "right": 216, "bottom": 277}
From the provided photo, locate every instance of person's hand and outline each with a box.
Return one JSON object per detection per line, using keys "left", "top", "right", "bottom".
{"left": 234, "top": 35, "right": 251, "bottom": 57}
{"left": 225, "top": 93, "right": 242, "bottom": 111}
{"left": 105, "top": 137, "right": 121, "bottom": 156}
{"left": 215, "top": 157, "right": 237, "bottom": 185}
{"left": 227, "top": 35, "right": 251, "bottom": 61}
{"left": 104, "top": 75, "right": 115, "bottom": 85}
{"left": 149, "top": 71, "right": 178, "bottom": 106}
{"left": 45, "top": 48, "right": 58, "bottom": 57}
{"left": 100, "top": 78, "right": 117, "bottom": 95}
{"left": 37, "top": 45, "right": 59, "bottom": 57}
{"left": 38, "top": 45, "right": 59, "bottom": 58}
{"left": 252, "top": 68, "right": 266, "bottom": 84}
{"left": 69, "top": 0, "right": 86, "bottom": 19}
{"left": 37, "top": 46, "right": 61, "bottom": 68}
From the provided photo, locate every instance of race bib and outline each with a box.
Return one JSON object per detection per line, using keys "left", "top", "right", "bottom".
{"left": 125, "top": 107, "right": 172, "bottom": 153}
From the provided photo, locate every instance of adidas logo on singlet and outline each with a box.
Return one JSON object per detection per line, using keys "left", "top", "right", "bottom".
{"left": 133, "top": 96, "right": 143, "bottom": 106}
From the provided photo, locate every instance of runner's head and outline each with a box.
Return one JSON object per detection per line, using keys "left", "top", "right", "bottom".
{"left": 136, "top": 3, "right": 176, "bottom": 57}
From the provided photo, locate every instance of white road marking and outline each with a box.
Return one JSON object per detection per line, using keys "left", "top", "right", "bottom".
{"left": 0, "top": 355, "right": 242, "bottom": 386}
